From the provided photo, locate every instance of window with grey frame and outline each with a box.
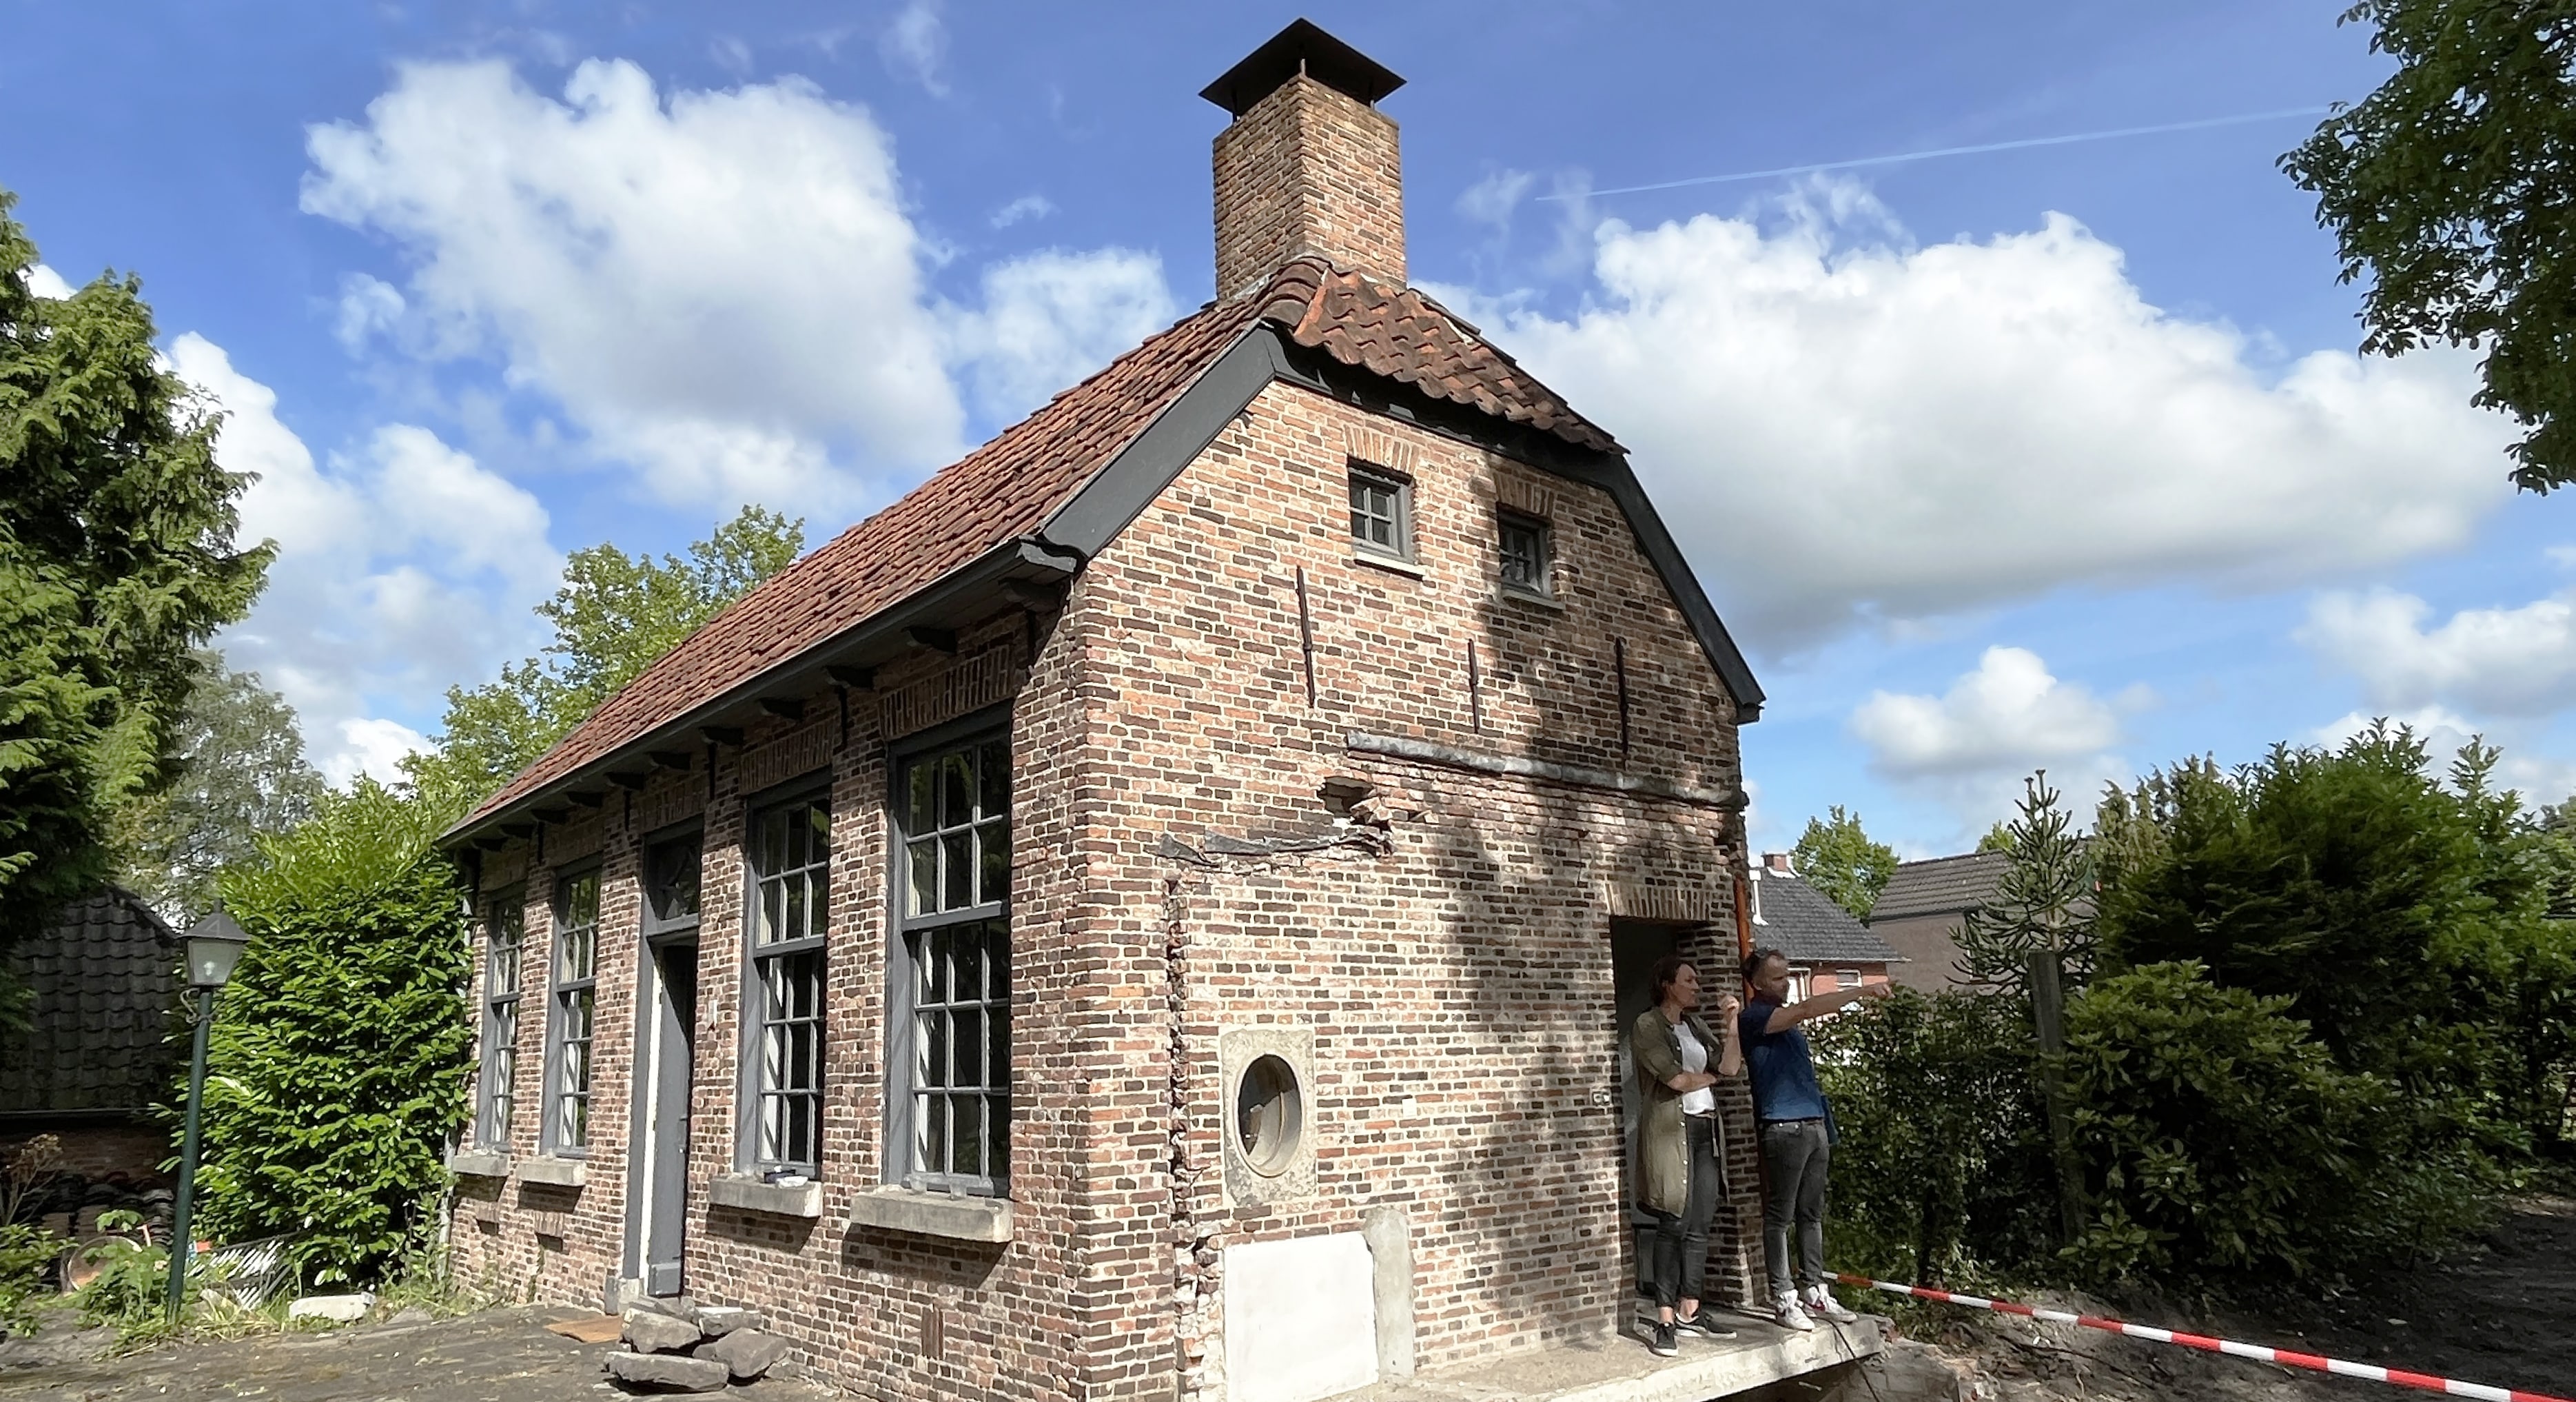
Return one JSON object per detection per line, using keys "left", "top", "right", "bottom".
{"left": 476, "top": 892, "right": 526, "bottom": 1150}
{"left": 1497, "top": 509, "right": 1552, "bottom": 597}
{"left": 646, "top": 833, "right": 702, "bottom": 939}
{"left": 891, "top": 729, "right": 1010, "bottom": 1195}
{"left": 746, "top": 795, "right": 828, "bottom": 1175}
{"left": 544, "top": 870, "right": 600, "bottom": 1155}
{"left": 1348, "top": 463, "right": 1413, "bottom": 560}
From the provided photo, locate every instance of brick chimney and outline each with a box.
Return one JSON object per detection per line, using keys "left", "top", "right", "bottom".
{"left": 1202, "top": 19, "right": 1407, "bottom": 297}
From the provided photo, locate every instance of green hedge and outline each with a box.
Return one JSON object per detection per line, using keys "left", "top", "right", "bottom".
{"left": 194, "top": 779, "right": 471, "bottom": 1287}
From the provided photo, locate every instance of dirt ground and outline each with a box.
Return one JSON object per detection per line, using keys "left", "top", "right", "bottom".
{"left": 1876, "top": 1195, "right": 2576, "bottom": 1402}
{"left": 0, "top": 1304, "right": 837, "bottom": 1402}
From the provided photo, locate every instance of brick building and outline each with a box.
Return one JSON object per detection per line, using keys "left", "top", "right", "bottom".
{"left": 440, "top": 23, "right": 1865, "bottom": 1402}
{"left": 0, "top": 888, "right": 180, "bottom": 1210}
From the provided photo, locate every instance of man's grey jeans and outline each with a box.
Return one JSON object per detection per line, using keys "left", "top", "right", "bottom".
{"left": 1759, "top": 1118, "right": 1830, "bottom": 1302}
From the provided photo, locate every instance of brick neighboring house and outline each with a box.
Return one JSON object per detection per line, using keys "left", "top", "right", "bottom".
{"left": 1866, "top": 851, "right": 2011, "bottom": 992}
{"left": 0, "top": 889, "right": 179, "bottom": 1228}
{"left": 436, "top": 23, "right": 1854, "bottom": 1402}
{"left": 1744, "top": 854, "right": 1904, "bottom": 996}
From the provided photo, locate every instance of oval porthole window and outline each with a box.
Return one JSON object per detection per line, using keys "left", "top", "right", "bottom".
{"left": 1234, "top": 1054, "right": 1303, "bottom": 1178}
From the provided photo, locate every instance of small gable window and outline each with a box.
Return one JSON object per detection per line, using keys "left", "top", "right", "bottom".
{"left": 1497, "top": 510, "right": 1551, "bottom": 597}
{"left": 1349, "top": 464, "right": 1413, "bottom": 560}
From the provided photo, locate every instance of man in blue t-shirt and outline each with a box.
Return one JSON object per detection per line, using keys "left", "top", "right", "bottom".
{"left": 1739, "top": 946, "right": 1889, "bottom": 1331}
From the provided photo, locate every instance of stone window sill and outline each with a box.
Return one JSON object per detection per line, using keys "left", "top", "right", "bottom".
{"left": 1351, "top": 550, "right": 1427, "bottom": 580}
{"left": 1500, "top": 585, "right": 1564, "bottom": 611}
{"left": 517, "top": 1155, "right": 587, "bottom": 1188}
{"left": 447, "top": 1150, "right": 511, "bottom": 1179}
{"left": 710, "top": 1174, "right": 824, "bottom": 1219}
{"left": 843, "top": 1186, "right": 1014, "bottom": 1243}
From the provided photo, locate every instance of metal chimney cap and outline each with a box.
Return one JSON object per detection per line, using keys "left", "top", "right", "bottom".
{"left": 1200, "top": 19, "right": 1404, "bottom": 118}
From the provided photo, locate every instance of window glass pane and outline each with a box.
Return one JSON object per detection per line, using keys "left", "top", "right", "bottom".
{"left": 907, "top": 840, "right": 938, "bottom": 917}
{"left": 783, "top": 875, "right": 806, "bottom": 948}
{"left": 979, "top": 823, "right": 1010, "bottom": 907}
{"left": 954, "top": 1008, "right": 983, "bottom": 1088}
{"left": 942, "top": 831, "right": 972, "bottom": 910}
{"left": 939, "top": 752, "right": 972, "bottom": 828}
{"left": 918, "top": 1093, "right": 948, "bottom": 1177}
{"left": 650, "top": 842, "right": 701, "bottom": 923}
{"left": 979, "top": 740, "right": 1010, "bottom": 817}
{"left": 954, "top": 1097, "right": 983, "bottom": 1177}
{"left": 808, "top": 801, "right": 830, "bottom": 855}
{"left": 952, "top": 935, "right": 984, "bottom": 1013}
{"left": 989, "top": 1095, "right": 1010, "bottom": 1179}
{"left": 919, "top": 1006, "right": 948, "bottom": 1086}
{"left": 907, "top": 765, "right": 935, "bottom": 835}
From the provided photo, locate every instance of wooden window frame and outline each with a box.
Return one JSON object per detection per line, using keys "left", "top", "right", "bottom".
{"left": 541, "top": 868, "right": 602, "bottom": 1157}
{"left": 1348, "top": 463, "right": 1414, "bottom": 562}
{"left": 740, "top": 788, "right": 830, "bottom": 1179}
{"left": 885, "top": 709, "right": 1013, "bottom": 1197}
{"left": 476, "top": 890, "right": 527, "bottom": 1150}
{"left": 1497, "top": 508, "right": 1552, "bottom": 598}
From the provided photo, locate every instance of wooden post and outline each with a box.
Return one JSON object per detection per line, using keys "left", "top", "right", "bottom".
{"left": 2027, "top": 949, "right": 2085, "bottom": 1247}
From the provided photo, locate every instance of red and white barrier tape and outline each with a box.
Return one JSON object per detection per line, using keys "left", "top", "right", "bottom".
{"left": 1830, "top": 1272, "right": 2571, "bottom": 1402}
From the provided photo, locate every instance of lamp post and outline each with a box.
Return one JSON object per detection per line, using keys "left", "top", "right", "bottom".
{"left": 167, "top": 907, "right": 249, "bottom": 1323}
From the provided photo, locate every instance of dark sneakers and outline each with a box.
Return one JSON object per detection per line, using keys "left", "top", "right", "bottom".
{"left": 1648, "top": 1320, "right": 1679, "bottom": 1357}
{"left": 1677, "top": 1310, "right": 1739, "bottom": 1340}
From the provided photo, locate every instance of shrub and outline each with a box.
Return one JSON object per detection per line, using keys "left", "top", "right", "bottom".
{"left": 2061, "top": 961, "right": 2404, "bottom": 1281}
{"left": 1811, "top": 988, "right": 2056, "bottom": 1283}
{"left": 0, "top": 1223, "right": 58, "bottom": 1336}
{"left": 192, "top": 778, "right": 472, "bottom": 1288}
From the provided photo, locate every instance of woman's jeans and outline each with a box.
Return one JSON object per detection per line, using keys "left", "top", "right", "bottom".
{"left": 1761, "top": 1118, "right": 1830, "bottom": 1302}
{"left": 1648, "top": 1114, "right": 1724, "bottom": 1309}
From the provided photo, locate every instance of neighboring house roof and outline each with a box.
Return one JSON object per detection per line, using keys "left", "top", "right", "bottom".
{"left": 0, "top": 888, "right": 179, "bottom": 1117}
{"left": 1752, "top": 872, "right": 1908, "bottom": 966}
{"left": 449, "top": 254, "right": 1762, "bottom": 843}
{"left": 1870, "top": 851, "right": 2012, "bottom": 924}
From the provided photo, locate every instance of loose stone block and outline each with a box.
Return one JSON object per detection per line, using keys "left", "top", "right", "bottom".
{"left": 604, "top": 1350, "right": 730, "bottom": 1392}
{"left": 702, "top": 1328, "right": 792, "bottom": 1381}
{"left": 620, "top": 1308, "right": 704, "bottom": 1354}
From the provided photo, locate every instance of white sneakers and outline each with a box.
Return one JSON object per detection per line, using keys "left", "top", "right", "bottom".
{"left": 1772, "top": 1287, "right": 1857, "bottom": 1330}
{"left": 1803, "top": 1285, "right": 1861, "bottom": 1324}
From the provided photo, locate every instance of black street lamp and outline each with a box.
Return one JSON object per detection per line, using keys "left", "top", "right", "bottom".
{"left": 167, "top": 907, "right": 249, "bottom": 1322}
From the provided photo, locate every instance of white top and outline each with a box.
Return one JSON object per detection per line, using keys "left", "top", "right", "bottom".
{"left": 1675, "top": 1019, "right": 1716, "bottom": 1117}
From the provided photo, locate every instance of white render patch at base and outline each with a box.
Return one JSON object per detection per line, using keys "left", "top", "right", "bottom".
{"left": 1226, "top": 1232, "right": 1380, "bottom": 1402}
{"left": 1317, "top": 1314, "right": 1885, "bottom": 1402}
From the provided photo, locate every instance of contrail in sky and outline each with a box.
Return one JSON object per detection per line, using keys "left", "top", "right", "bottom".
{"left": 1544, "top": 105, "right": 2335, "bottom": 200}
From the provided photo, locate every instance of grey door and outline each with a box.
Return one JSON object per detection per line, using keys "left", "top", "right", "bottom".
{"left": 644, "top": 939, "right": 698, "bottom": 1297}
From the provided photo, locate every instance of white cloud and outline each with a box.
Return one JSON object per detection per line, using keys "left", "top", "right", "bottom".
{"left": 880, "top": 0, "right": 948, "bottom": 96}
{"left": 990, "top": 194, "right": 1054, "bottom": 230}
{"left": 27, "top": 263, "right": 75, "bottom": 299}
{"left": 332, "top": 273, "right": 405, "bottom": 352}
{"left": 300, "top": 57, "right": 965, "bottom": 513}
{"left": 1453, "top": 181, "right": 2520, "bottom": 649}
{"left": 1850, "top": 645, "right": 2132, "bottom": 824}
{"left": 168, "top": 333, "right": 560, "bottom": 784}
{"left": 2302, "top": 587, "right": 2576, "bottom": 718}
{"left": 1458, "top": 169, "right": 1537, "bottom": 231}
{"left": 332, "top": 718, "right": 431, "bottom": 788}
{"left": 944, "top": 248, "right": 1177, "bottom": 421}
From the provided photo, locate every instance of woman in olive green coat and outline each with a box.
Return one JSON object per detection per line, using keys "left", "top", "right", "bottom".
{"left": 1630, "top": 953, "right": 1743, "bottom": 1357}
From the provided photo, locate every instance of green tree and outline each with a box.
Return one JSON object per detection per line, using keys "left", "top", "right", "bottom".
{"left": 196, "top": 778, "right": 471, "bottom": 1287}
{"left": 1974, "top": 821, "right": 2011, "bottom": 854}
{"left": 2096, "top": 727, "right": 2545, "bottom": 1149}
{"left": 1956, "top": 773, "right": 2098, "bottom": 996}
{"left": 0, "top": 190, "right": 269, "bottom": 963}
{"left": 403, "top": 505, "right": 804, "bottom": 802}
{"left": 2281, "top": 1, "right": 2576, "bottom": 492}
{"left": 1791, "top": 805, "right": 1897, "bottom": 919}
{"left": 108, "top": 650, "right": 324, "bottom": 924}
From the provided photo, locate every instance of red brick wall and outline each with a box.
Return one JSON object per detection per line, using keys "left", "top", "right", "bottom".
{"left": 1214, "top": 75, "right": 1406, "bottom": 295}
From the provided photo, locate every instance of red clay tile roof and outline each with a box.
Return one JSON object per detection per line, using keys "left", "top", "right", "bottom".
{"left": 1256, "top": 261, "right": 1619, "bottom": 453}
{"left": 455, "top": 257, "right": 1618, "bottom": 833}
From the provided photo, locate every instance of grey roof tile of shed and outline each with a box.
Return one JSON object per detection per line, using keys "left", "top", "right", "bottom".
{"left": 0, "top": 889, "right": 179, "bottom": 1117}
{"left": 1752, "top": 872, "right": 1907, "bottom": 966}
{"left": 1870, "top": 852, "right": 2012, "bottom": 924}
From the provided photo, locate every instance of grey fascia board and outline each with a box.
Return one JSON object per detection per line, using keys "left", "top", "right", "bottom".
{"left": 1593, "top": 460, "right": 1766, "bottom": 720}
{"left": 440, "top": 538, "right": 1076, "bottom": 848}
{"left": 1038, "top": 325, "right": 1294, "bottom": 557}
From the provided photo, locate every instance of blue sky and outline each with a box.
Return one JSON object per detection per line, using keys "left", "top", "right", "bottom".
{"left": 9, "top": 1, "right": 2574, "bottom": 856}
